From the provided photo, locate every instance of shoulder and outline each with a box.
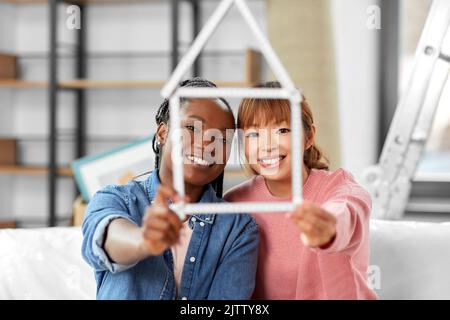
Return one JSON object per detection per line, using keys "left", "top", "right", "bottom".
{"left": 312, "top": 168, "right": 361, "bottom": 190}
{"left": 224, "top": 176, "right": 263, "bottom": 202}
{"left": 89, "top": 180, "right": 147, "bottom": 208}
{"left": 313, "top": 167, "right": 353, "bottom": 180}
{"left": 312, "top": 168, "right": 371, "bottom": 204}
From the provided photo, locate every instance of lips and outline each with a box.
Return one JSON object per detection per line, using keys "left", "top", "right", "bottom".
{"left": 185, "top": 155, "right": 215, "bottom": 167}
{"left": 258, "top": 155, "right": 286, "bottom": 168}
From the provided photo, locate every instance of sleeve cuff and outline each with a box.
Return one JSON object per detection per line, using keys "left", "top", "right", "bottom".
{"left": 313, "top": 202, "right": 350, "bottom": 254}
{"left": 92, "top": 215, "right": 138, "bottom": 273}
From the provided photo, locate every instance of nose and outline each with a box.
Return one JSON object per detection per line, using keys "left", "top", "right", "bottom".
{"left": 261, "top": 145, "right": 277, "bottom": 153}
{"left": 259, "top": 130, "right": 278, "bottom": 153}
{"left": 190, "top": 128, "right": 220, "bottom": 158}
{"left": 191, "top": 132, "right": 205, "bottom": 156}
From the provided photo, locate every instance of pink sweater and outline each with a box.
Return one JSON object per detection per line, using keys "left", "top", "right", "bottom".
{"left": 224, "top": 168, "right": 377, "bottom": 300}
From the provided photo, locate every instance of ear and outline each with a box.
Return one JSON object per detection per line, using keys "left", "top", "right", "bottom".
{"left": 156, "top": 123, "right": 168, "bottom": 145}
{"left": 305, "top": 124, "right": 316, "bottom": 150}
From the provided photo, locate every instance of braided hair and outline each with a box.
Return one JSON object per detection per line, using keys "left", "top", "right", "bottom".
{"left": 152, "top": 77, "right": 234, "bottom": 197}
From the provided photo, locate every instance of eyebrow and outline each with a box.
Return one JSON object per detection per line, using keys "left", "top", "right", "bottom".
{"left": 187, "top": 115, "right": 205, "bottom": 122}
{"left": 186, "top": 115, "right": 234, "bottom": 131}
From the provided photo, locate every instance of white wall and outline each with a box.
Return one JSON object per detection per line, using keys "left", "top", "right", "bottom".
{"left": 331, "top": 0, "right": 380, "bottom": 181}
{"left": 0, "top": 3, "right": 15, "bottom": 134}
{"left": 0, "top": 3, "right": 15, "bottom": 52}
{"left": 0, "top": 3, "right": 16, "bottom": 217}
{"left": 0, "top": 1, "right": 267, "bottom": 226}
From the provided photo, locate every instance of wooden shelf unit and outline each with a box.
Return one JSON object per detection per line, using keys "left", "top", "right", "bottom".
{"left": 0, "top": 165, "right": 72, "bottom": 176}
{"left": 0, "top": 49, "right": 262, "bottom": 89}
{"left": 0, "top": 0, "right": 263, "bottom": 227}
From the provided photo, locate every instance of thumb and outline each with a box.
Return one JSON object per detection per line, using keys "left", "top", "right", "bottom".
{"left": 153, "top": 185, "right": 178, "bottom": 209}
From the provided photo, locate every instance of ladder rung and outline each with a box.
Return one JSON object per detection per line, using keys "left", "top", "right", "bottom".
{"left": 440, "top": 53, "right": 450, "bottom": 62}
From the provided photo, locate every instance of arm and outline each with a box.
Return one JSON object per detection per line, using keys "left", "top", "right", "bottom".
{"left": 81, "top": 185, "right": 139, "bottom": 272}
{"left": 104, "top": 186, "right": 183, "bottom": 266}
{"left": 319, "top": 186, "right": 371, "bottom": 253}
{"left": 82, "top": 184, "right": 182, "bottom": 272}
{"left": 289, "top": 184, "right": 371, "bottom": 254}
{"left": 207, "top": 218, "right": 259, "bottom": 300}
{"left": 103, "top": 218, "right": 147, "bottom": 266}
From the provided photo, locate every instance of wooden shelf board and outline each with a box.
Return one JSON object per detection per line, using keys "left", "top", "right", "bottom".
{"left": 59, "top": 79, "right": 166, "bottom": 89}
{"left": 0, "top": 0, "right": 46, "bottom": 3}
{"left": 0, "top": 165, "right": 72, "bottom": 177}
{"left": 0, "top": 164, "right": 246, "bottom": 178}
{"left": 0, "top": 80, "right": 47, "bottom": 88}
{"left": 1, "top": 0, "right": 163, "bottom": 4}
{"left": 0, "top": 79, "right": 254, "bottom": 89}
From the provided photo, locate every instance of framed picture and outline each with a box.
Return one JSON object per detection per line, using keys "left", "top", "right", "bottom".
{"left": 71, "top": 136, "right": 155, "bottom": 202}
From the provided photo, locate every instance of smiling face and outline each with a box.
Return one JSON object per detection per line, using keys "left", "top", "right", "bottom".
{"left": 238, "top": 97, "right": 316, "bottom": 183}
{"left": 157, "top": 98, "right": 235, "bottom": 188}
{"left": 244, "top": 120, "right": 296, "bottom": 182}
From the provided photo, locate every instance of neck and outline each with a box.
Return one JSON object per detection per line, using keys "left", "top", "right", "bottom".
{"left": 158, "top": 165, "right": 205, "bottom": 203}
{"left": 265, "top": 166, "right": 310, "bottom": 198}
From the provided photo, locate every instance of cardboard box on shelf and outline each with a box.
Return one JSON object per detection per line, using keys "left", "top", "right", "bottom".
{"left": 0, "top": 139, "right": 17, "bottom": 165}
{"left": 72, "top": 196, "right": 87, "bottom": 227}
{"left": 0, "top": 54, "right": 17, "bottom": 79}
{"left": 71, "top": 170, "right": 136, "bottom": 226}
{"left": 0, "top": 220, "right": 17, "bottom": 229}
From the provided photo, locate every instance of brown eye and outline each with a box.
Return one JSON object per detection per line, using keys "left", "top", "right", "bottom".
{"left": 278, "top": 128, "right": 291, "bottom": 134}
{"left": 185, "top": 125, "right": 200, "bottom": 133}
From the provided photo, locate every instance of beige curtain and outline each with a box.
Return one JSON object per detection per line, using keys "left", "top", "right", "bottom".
{"left": 402, "top": 0, "right": 432, "bottom": 54}
{"left": 267, "top": 0, "right": 340, "bottom": 168}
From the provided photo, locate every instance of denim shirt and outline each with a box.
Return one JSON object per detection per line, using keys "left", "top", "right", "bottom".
{"left": 81, "top": 171, "right": 259, "bottom": 300}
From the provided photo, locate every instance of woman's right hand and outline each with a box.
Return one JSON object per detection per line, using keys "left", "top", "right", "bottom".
{"left": 139, "top": 185, "right": 184, "bottom": 256}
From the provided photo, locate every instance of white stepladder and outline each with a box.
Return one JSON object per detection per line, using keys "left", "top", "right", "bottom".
{"left": 161, "top": 0, "right": 303, "bottom": 217}
{"left": 363, "top": 0, "right": 450, "bottom": 220}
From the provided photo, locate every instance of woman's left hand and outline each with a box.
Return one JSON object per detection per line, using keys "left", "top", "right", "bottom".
{"left": 288, "top": 201, "right": 337, "bottom": 248}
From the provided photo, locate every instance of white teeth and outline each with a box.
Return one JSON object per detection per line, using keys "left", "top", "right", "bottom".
{"left": 188, "top": 155, "right": 209, "bottom": 166}
{"left": 260, "top": 157, "right": 283, "bottom": 165}
{"left": 261, "top": 158, "right": 279, "bottom": 165}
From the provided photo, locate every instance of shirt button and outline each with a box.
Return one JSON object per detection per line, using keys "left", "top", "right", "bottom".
{"left": 199, "top": 222, "right": 205, "bottom": 227}
{"left": 181, "top": 297, "right": 188, "bottom": 300}
{"left": 191, "top": 217, "right": 197, "bottom": 222}
{"left": 190, "top": 256, "right": 196, "bottom": 263}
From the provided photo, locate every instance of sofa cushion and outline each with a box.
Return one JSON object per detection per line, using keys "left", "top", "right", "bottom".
{"left": 0, "top": 227, "right": 95, "bottom": 300}
{"left": 370, "top": 219, "right": 450, "bottom": 299}
{"left": 1, "top": 219, "right": 450, "bottom": 299}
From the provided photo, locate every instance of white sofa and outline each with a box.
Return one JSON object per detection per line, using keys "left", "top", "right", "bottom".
{"left": 1, "top": 219, "right": 450, "bottom": 300}
{"left": 0, "top": 227, "right": 96, "bottom": 300}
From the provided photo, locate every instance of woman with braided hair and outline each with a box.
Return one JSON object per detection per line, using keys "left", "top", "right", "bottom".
{"left": 82, "top": 78, "right": 259, "bottom": 300}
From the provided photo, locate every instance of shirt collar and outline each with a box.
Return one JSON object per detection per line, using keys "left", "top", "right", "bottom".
{"left": 145, "top": 170, "right": 216, "bottom": 225}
